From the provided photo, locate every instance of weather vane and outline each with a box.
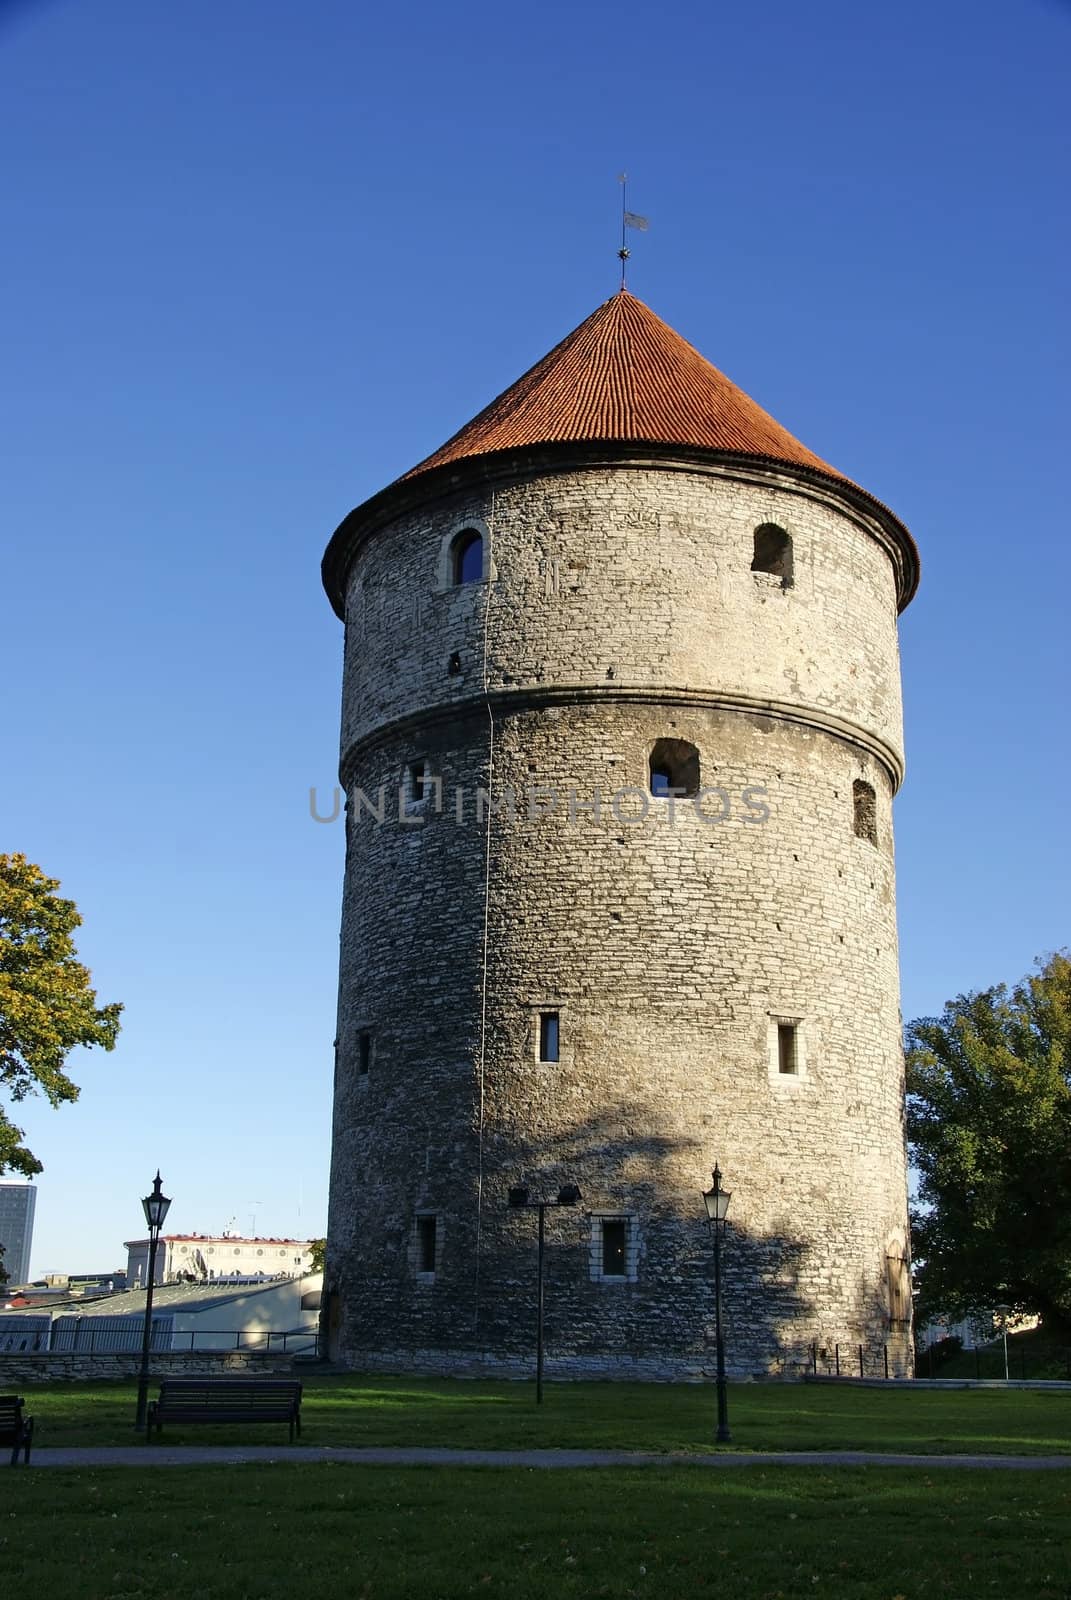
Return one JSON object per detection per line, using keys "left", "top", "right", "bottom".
{"left": 617, "top": 172, "right": 649, "bottom": 290}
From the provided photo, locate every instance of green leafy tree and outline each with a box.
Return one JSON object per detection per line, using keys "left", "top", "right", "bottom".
{"left": 0, "top": 853, "right": 122, "bottom": 1176}
{"left": 906, "top": 951, "right": 1071, "bottom": 1335}
{"left": 308, "top": 1237, "right": 326, "bottom": 1273}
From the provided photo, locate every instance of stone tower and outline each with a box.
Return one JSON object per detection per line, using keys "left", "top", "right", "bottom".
{"left": 321, "top": 290, "right": 919, "bottom": 1378}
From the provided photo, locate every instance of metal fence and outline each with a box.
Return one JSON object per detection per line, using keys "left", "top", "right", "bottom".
{"left": 0, "top": 1315, "right": 52, "bottom": 1354}
{"left": 914, "top": 1337, "right": 1071, "bottom": 1382}
{"left": 2, "top": 1315, "right": 319, "bottom": 1357}
{"left": 803, "top": 1343, "right": 904, "bottom": 1379}
{"left": 161, "top": 1328, "right": 320, "bottom": 1356}
{"left": 52, "top": 1314, "right": 175, "bottom": 1352}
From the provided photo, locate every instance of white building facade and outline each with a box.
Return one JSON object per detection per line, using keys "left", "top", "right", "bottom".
{"left": 124, "top": 1233, "right": 315, "bottom": 1287}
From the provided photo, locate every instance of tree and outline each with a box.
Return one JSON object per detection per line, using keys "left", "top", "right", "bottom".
{"left": 906, "top": 951, "right": 1071, "bottom": 1336}
{"left": 308, "top": 1237, "right": 326, "bottom": 1273}
{"left": 0, "top": 853, "right": 122, "bottom": 1176}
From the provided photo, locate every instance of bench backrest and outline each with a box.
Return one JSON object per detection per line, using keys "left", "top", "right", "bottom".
{"left": 0, "top": 1396, "right": 26, "bottom": 1435}
{"left": 156, "top": 1379, "right": 301, "bottom": 1409}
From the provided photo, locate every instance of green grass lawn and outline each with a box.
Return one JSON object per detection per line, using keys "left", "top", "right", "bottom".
{"left": 3, "top": 1463, "right": 1070, "bottom": 1599}
{"left": 18, "top": 1373, "right": 1071, "bottom": 1454}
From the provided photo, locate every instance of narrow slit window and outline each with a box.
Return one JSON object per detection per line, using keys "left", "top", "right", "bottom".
{"left": 601, "top": 1219, "right": 627, "bottom": 1277}
{"left": 853, "top": 779, "right": 877, "bottom": 846}
{"left": 751, "top": 523, "right": 794, "bottom": 586}
{"left": 777, "top": 1023, "right": 798, "bottom": 1076}
{"left": 452, "top": 529, "right": 483, "bottom": 585}
{"left": 416, "top": 1215, "right": 437, "bottom": 1274}
{"left": 410, "top": 760, "right": 430, "bottom": 804}
{"left": 539, "top": 1012, "right": 560, "bottom": 1063}
{"left": 357, "top": 1033, "right": 371, "bottom": 1075}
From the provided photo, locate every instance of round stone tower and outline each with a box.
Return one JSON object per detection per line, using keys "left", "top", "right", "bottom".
{"left": 321, "top": 290, "right": 920, "bottom": 1379}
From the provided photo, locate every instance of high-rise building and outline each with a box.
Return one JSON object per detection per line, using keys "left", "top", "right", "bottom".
{"left": 0, "top": 1183, "right": 37, "bottom": 1286}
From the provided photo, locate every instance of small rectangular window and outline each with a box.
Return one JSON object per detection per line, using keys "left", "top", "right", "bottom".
{"left": 358, "top": 1033, "right": 371, "bottom": 1075}
{"left": 410, "top": 760, "right": 429, "bottom": 803}
{"left": 601, "top": 1219, "right": 627, "bottom": 1277}
{"left": 416, "top": 1215, "right": 436, "bottom": 1274}
{"left": 539, "top": 1012, "right": 560, "bottom": 1063}
{"left": 777, "top": 1023, "right": 798, "bottom": 1075}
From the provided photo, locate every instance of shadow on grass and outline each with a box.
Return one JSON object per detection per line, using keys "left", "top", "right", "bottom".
{"left": 4, "top": 1464, "right": 1071, "bottom": 1600}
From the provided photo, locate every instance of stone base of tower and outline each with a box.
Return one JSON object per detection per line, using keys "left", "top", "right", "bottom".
{"left": 323, "top": 1338, "right": 913, "bottom": 1384}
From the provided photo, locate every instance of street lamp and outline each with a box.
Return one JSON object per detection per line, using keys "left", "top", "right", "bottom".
{"left": 134, "top": 1171, "right": 172, "bottom": 1431}
{"left": 508, "top": 1182, "right": 582, "bottom": 1404}
{"left": 702, "top": 1164, "right": 732, "bottom": 1444}
{"left": 995, "top": 1305, "right": 1011, "bottom": 1382}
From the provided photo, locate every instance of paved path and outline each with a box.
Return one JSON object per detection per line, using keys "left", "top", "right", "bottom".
{"left": 24, "top": 1445, "right": 1071, "bottom": 1471}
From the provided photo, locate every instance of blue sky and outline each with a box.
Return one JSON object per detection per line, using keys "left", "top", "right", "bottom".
{"left": 2, "top": 0, "right": 1068, "bottom": 1275}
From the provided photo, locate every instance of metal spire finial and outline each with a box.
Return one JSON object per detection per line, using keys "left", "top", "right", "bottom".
{"left": 617, "top": 172, "right": 649, "bottom": 290}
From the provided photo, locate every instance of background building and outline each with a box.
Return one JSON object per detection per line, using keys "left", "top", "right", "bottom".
{"left": 124, "top": 1233, "right": 314, "bottom": 1286}
{"left": 321, "top": 290, "right": 918, "bottom": 1379}
{"left": 0, "top": 1274, "right": 321, "bottom": 1355}
{"left": 0, "top": 1183, "right": 37, "bottom": 1286}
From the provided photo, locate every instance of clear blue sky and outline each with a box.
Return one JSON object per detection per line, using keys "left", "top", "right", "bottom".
{"left": 2, "top": 0, "right": 1068, "bottom": 1276}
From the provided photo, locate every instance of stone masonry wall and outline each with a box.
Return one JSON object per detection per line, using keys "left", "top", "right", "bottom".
{"left": 325, "top": 458, "right": 913, "bottom": 1379}
{"left": 340, "top": 463, "right": 904, "bottom": 774}
{"left": 0, "top": 1349, "right": 297, "bottom": 1385}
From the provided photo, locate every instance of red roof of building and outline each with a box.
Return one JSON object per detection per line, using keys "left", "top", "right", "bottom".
{"left": 403, "top": 288, "right": 846, "bottom": 485}
{"left": 322, "top": 289, "right": 919, "bottom": 613}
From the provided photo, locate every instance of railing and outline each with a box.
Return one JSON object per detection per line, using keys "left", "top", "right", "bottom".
{"left": 796, "top": 1338, "right": 1071, "bottom": 1381}
{"left": 0, "top": 1317, "right": 52, "bottom": 1354}
{"left": 914, "top": 1337, "right": 1071, "bottom": 1382}
{"left": 161, "top": 1328, "right": 321, "bottom": 1356}
{"left": 805, "top": 1342, "right": 900, "bottom": 1379}
{"left": 3, "top": 1319, "right": 320, "bottom": 1357}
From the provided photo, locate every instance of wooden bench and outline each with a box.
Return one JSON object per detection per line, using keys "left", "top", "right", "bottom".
{"left": 1, "top": 1395, "right": 34, "bottom": 1466}
{"left": 146, "top": 1377, "right": 303, "bottom": 1442}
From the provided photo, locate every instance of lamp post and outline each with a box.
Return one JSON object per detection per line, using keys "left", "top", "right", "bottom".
{"left": 134, "top": 1171, "right": 172, "bottom": 1431}
{"left": 702, "top": 1164, "right": 732, "bottom": 1444}
{"left": 996, "top": 1306, "right": 1011, "bottom": 1382}
{"left": 508, "top": 1182, "right": 582, "bottom": 1404}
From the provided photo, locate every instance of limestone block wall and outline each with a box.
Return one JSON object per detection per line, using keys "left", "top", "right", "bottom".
{"left": 325, "top": 456, "right": 913, "bottom": 1378}
{"left": 0, "top": 1350, "right": 298, "bottom": 1385}
{"left": 339, "top": 463, "right": 905, "bottom": 778}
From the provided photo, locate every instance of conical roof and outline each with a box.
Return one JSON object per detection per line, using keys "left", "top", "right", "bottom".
{"left": 323, "top": 290, "right": 919, "bottom": 614}
{"left": 403, "top": 288, "right": 845, "bottom": 484}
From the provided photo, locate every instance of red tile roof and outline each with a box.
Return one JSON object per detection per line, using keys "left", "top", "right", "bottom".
{"left": 403, "top": 289, "right": 846, "bottom": 485}
{"left": 322, "top": 290, "right": 919, "bottom": 614}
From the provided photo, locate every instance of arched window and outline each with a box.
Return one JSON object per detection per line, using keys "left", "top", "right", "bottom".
{"left": 751, "top": 523, "right": 794, "bottom": 587}
{"left": 648, "top": 739, "right": 701, "bottom": 798}
{"left": 853, "top": 779, "right": 877, "bottom": 845}
{"left": 452, "top": 529, "right": 483, "bottom": 585}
